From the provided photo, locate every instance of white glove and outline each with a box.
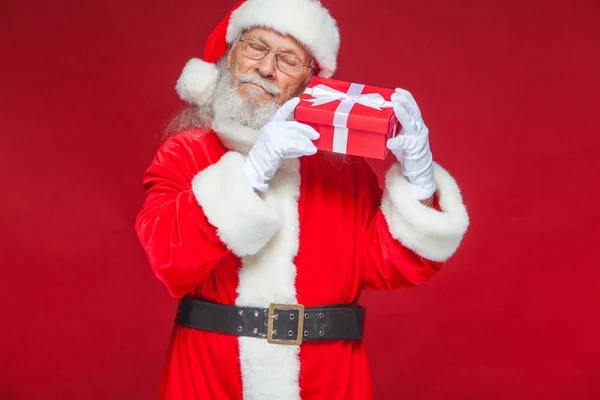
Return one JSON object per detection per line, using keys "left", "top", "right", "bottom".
{"left": 386, "top": 88, "right": 436, "bottom": 200}
{"left": 243, "top": 97, "right": 320, "bottom": 192}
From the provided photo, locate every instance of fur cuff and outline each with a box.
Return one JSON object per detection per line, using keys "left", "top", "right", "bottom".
{"left": 381, "top": 162, "right": 469, "bottom": 262}
{"left": 192, "top": 152, "right": 280, "bottom": 257}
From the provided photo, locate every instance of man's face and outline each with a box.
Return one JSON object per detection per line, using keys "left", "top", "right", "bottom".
{"left": 226, "top": 27, "right": 313, "bottom": 107}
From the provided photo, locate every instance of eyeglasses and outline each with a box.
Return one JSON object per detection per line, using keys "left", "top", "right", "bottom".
{"left": 238, "top": 38, "right": 313, "bottom": 76}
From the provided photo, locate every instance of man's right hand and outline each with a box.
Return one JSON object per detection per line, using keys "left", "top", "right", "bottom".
{"left": 243, "top": 97, "right": 320, "bottom": 192}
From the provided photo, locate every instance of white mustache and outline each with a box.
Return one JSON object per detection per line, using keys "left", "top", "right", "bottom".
{"left": 236, "top": 72, "right": 281, "bottom": 95}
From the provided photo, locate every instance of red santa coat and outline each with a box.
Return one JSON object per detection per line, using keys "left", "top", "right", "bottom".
{"left": 135, "top": 121, "right": 469, "bottom": 399}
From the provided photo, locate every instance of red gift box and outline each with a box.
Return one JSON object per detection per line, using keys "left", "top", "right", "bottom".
{"left": 294, "top": 76, "right": 400, "bottom": 160}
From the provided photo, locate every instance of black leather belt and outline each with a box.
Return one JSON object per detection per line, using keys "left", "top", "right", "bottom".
{"left": 175, "top": 295, "right": 365, "bottom": 345}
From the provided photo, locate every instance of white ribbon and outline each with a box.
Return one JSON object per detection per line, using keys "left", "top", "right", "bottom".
{"left": 303, "top": 84, "right": 393, "bottom": 111}
{"left": 303, "top": 83, "right": 393, "bottom": 153}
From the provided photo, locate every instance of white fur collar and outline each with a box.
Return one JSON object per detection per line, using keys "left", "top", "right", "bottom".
{"left": 211, "top": 96, "right": 261, "bottom": 155}
{"left": 211, "top": 116, "right": 259, "bottom": 155}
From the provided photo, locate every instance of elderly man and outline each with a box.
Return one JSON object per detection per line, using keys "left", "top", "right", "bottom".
{"left": 135, "top": 0, "right": 469, "bottom": 399}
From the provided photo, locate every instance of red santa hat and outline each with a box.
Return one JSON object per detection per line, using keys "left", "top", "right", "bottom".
{"left": 176, "top": 0, "right": 340, "bottom": 106}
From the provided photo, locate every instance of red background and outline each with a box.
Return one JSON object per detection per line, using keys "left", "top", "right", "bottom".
{"left": 1, "top": 0, "right": 599, "bottom": 398}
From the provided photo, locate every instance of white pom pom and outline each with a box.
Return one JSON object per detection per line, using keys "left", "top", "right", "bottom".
{"left": 175, "top": 58, "right": 219, "bottom": 106}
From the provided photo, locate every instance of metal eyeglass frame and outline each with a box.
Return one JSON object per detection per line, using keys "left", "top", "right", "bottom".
{"left": 238, "top": 38, "right": 314, "bottom": 76}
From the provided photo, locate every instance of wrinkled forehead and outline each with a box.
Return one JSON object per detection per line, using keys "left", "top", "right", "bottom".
{"left": 240, "top": 27, "right": 313, "bottom": 61}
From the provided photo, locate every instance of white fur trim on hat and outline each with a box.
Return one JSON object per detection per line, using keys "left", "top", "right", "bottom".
{"left": 175, "top": 58, "right": 219, "bottom": 106}
{"left": 227, "top": 0, "right": 340, "bottom": 78}
{"left": 381, "top": 162, "right": 470, "bottom": 262}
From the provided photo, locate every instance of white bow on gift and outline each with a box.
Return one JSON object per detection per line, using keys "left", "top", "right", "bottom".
{"left": 303, "top": 84, "right": 393, "bottom": 111}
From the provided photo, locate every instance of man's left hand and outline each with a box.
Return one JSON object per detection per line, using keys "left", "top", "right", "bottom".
{"left": 386, "top": 88, "right": 436, "bottom": 200}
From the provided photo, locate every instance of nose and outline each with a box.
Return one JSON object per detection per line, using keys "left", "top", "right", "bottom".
{"left": 254, "top": 51, "right": 277, "bottom": 79}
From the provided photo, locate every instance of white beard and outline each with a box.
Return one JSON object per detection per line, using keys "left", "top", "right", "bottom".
{"left": 210, "top": 62, "right": 285, "bottom": 154}
{"left": 212, "top": 64, "right": 281, "bottom": 132}
{"left": 164, "top": 56, "right": 312, "bottom": 149}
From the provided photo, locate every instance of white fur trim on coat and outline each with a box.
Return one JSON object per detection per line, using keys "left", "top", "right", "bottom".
{"left": 192, "top": 151, "right": 280, "bottom": 257}
{"left": 202, "top": 117, "right": 302, "bottom": 397}
{"left": 227, "top": 0, "right": 340, "bottom": 78}
{"left": 211, "top": 113, "right": 259, "bottom": 155}
{"left": 175, "top": 58, "right": 219, "bottom": 106}
{"left": 236, "top": 159, "right": 302, "bottom": 400}
{"left": 381, "top": 162, "right": 469, "bottom": 262}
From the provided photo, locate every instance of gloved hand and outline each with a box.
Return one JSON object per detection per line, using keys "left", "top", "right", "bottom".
{"left": 386, "top": 88, "right": 436, "bottom": 200}
{"left": 243, "top": 97, "right": 320, "bottom": 192}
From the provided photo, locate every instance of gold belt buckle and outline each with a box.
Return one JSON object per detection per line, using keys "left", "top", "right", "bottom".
{"left": 267, "top": 303, "right": 305, "bottom": 345}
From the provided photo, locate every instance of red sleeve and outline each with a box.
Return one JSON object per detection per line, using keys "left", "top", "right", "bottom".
{"left": 135, "top": 131, "right": 230, "bottom": 297}
{"left": 359, "top": 163, "right": 443, "bottom": 291}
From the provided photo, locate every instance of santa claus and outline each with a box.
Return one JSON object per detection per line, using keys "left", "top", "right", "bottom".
{"left": 135, "top": 0, "right": 470, "bottom": 399}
